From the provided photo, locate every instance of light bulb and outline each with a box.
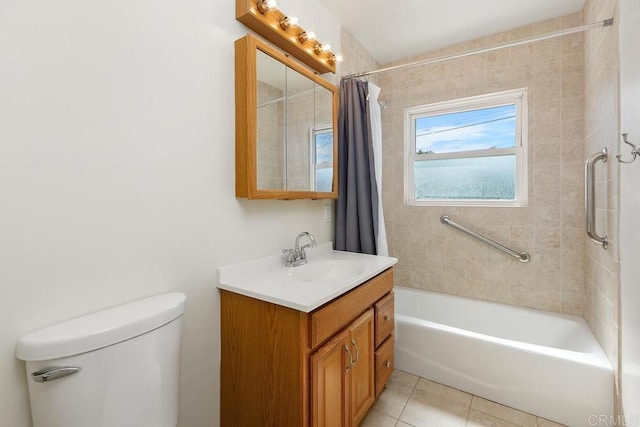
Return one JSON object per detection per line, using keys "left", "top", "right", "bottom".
{"left": 329, "top": 53, "right": 344, "bottom": 65}
{"left": 313, "top": 43, "right": 332, "bottom": 55}
{"left": 298, "top": 30, "right": 316, "bottom": 43}
{"left": 279, "top": 15, "right": 299, "bottom": 30}
{"left": 256, "top": 0, "right": 277, "bottom": 14}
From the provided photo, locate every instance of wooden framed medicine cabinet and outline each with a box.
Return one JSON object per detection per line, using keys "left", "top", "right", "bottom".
{"left": 235, "top": 34, "right": 339, "bottom": 200}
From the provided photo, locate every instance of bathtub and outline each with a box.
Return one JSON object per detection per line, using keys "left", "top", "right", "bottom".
{"left": 394, "top": 287, "right": 613, "bottom": 427}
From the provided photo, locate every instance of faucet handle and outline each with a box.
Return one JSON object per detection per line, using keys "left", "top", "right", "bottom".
{"left": 282, "top": 248, "right": 305, "bottom": 267}
{"left": 282, "top": 248, "right": 294, "bottom": 258}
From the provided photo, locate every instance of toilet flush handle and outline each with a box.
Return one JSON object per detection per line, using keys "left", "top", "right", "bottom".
{"left": 31, "top": 366, "right": 81, "bottom": 383}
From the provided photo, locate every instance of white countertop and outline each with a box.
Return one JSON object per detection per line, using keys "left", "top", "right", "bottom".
{"left": 217, "top": 243, "right": 397, "bottom": 312}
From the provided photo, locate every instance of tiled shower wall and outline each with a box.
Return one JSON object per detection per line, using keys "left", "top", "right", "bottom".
{"left": 257, "top": 81, "right": 285, "bottom": 189}
{"left": 378, "top": 13, "right": 587, "bottom": 316}
{"left": 582, "top": 0, "right": 620, "bottom": 385}
{"left": 340, "top": 28, "right": 380, "bottom": 83}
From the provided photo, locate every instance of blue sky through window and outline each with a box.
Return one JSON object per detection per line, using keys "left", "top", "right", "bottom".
{"left": 314, "top": 130, "right": 333, "bottom": 192}
{"left": 415, "top": 104, "right": 516, "bottom": 154}
{"left": 315, "top": 131, "right": 333, "bottom": 165}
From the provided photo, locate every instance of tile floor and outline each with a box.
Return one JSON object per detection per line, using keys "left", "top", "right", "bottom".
{"left": 362, "top": 370, "right": 567, "bottom": 427}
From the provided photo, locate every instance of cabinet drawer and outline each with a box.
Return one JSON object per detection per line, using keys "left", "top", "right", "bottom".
{"left": 375, "top": 335, "right": 394, "bottom": 397}
{"left": 375, "top": 293, "right": 394, "bottom": 347}
{"left": 310, "top": 268, "right": 393, "bottom": 350}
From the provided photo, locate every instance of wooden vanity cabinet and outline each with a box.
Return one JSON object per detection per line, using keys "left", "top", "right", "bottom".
{"left": 311, "top": 309, "right": 374, "bottom": 427}
{"left": 220, "top": 267, "right": 394, "bottom": 427}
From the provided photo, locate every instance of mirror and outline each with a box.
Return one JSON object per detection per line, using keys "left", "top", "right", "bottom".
{"left": 235, "top": 34, "right": 338, "bottom": 199}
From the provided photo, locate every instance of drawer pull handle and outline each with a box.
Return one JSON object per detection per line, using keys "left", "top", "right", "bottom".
{"left": 351, "top": 339, "right": 359, "bottom": 365}
{"left": 384, "top": 360, "right": 391, "bottom": 368}
{"left": 384, "top": 314, "right": 391, "bottom": 321}
{"left": 344, "top": 345, "right": 354, "bottom": 371}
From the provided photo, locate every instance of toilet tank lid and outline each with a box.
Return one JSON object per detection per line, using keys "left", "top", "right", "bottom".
{"left": 16, "top": 292, "right": 186, "bottom": 361}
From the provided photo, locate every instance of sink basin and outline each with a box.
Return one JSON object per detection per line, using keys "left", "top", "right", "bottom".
{"left": 287, "top": 260, "right": 366, "bottom": 283}
{"left": 218, "top": 242, "right": 398, "bottom": 312}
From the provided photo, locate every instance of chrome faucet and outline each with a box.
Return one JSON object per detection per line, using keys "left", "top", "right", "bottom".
{"left": 282, "top": 232, "right": 317, "bottom": 267}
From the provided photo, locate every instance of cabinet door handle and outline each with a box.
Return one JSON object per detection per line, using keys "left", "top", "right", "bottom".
{"left": 344, "top": 345, "right": 354, "bottom": 371}
{"left": 350, "top": 339, "right": 359, "bottom": 365}
{"left": 384, "top": 360, "right": 391, "bottom": 368}
{"left": 383, "top": 314, "right": 391, "bottom": 321}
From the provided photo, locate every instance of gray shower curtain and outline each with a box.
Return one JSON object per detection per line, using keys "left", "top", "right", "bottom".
{"left": 335, "top": 79, "right": 379, "bottom": 255}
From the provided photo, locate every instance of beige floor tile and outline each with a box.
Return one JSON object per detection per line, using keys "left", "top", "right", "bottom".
{"left": 467, "top": 409, "right": 520, "bottom": 427}
{"left": 372, "top": 371, "right": 565, "bottom": 427}
{"left": 536, "top": 418, "right": 566, "bottom": 427}
{"left": 415, "top": 378, "right": 473, "bottom": 407}
{"left": 399, "top": 387, "right": 470, "bottom": 427}
{"left": 373, "top": 380, "right": 414, "bottom": 418}
{"left": 390, "top": 369, "right": 420, "bottom": 388}
{"left": 360, "top": 409, "right": 398, "bottom": 427}
{"left": 471, "top": 396, "right": 537, "bottom": 427}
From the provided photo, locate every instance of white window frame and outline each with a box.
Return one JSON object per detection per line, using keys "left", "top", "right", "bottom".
{"left": 309, "top": 124, "right": 333, "bottom": 191}
{"left": 404, "top": 88, "right": 528, "bottom": 207}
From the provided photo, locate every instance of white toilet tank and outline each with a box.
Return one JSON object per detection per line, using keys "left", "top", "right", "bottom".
{"left": 16, "top": 292, "right": 186, "bottom": 427}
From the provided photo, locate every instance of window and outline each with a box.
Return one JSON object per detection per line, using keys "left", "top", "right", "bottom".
{"left": 404, "top": 89, "right": 528, "bottom": 207}
{"left": 310, "top": 125, "right": 333, "bottom": 192}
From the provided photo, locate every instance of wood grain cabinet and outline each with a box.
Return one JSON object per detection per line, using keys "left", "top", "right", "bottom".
{"left": 312, "top": 309, "right": 374, "bottom": 427}
{"left": 221, "top": 268, "right": 394, "bottom": 427}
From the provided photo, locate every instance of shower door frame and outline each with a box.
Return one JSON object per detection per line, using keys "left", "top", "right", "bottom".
{"left": 619, "top": 0, "right": 640, "bottom": 420}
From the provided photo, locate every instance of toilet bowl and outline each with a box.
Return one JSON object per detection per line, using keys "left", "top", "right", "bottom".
{"left": 16, "top": 292, "right": 186, "bottom": 427}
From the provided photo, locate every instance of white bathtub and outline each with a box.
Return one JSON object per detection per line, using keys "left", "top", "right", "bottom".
{"left": 394, "top": 287, "right": 613, "bottom": 427}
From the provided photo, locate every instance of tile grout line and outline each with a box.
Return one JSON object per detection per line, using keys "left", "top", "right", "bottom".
{"left": 464, "top": 395, "right": 473, "bottom": 426}
{"left": 469, "top": 395, "right": 541, "bottom": 427}
{"left": 394, "top": 377, "right": 420, "bottom": 427}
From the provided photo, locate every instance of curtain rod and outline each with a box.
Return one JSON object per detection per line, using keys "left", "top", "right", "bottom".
{"left": 343, "top": 18, "right": 613, "bottom": 80}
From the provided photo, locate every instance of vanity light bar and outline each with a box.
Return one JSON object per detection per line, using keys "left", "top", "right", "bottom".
{"left": 236, "top": 0, "right": 339, "bottom": 74}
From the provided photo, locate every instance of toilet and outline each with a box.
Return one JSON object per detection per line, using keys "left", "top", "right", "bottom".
{"left": 16, "top": 292, "right": 186, "bottom": 427}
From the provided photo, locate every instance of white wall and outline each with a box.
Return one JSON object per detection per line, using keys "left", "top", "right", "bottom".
{"left": 0, "top": 0, "right": 340, "bottom": 425}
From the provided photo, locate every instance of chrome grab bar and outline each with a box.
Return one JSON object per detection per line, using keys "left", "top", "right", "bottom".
{"left": 440, "top": 215, "right": 530, "bottom": 263}
{"left": 585, "top": 148, "right": 608, "bottom": 248}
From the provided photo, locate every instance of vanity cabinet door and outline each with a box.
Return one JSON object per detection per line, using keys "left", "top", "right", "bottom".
{"left": 311, "top": 329, "right": 350, "bottom": 427}
{"left": 348, "top": 309, "right": 375, "bottom": 427}
{"left": 311, "top": 309, "right": 375, "bottom": 427}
